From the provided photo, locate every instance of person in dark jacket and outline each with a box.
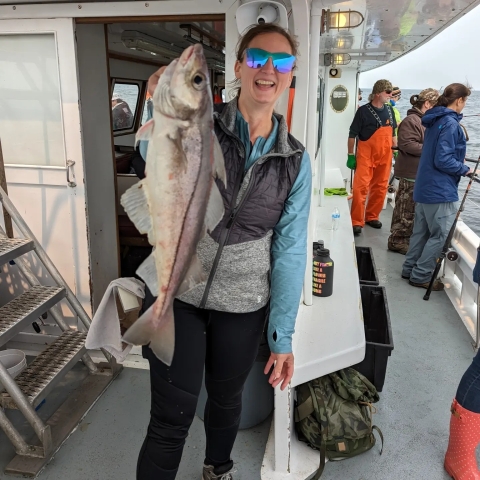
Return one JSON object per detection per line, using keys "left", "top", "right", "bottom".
{"left": 401, "top": 83, "right": 472, "bottom": 291}
{"left": 136, "top": 24, "right": 312, "bottom": 480}
{"left": 388, "top": 88, "right": 439, "bottom": 254}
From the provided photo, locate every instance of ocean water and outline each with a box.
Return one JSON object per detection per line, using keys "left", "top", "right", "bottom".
{"left": 361, "top": 88, "right": 480, "bottom": 237}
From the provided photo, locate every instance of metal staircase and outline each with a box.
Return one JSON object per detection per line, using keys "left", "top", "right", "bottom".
{"left": 0, "top": 185, "right": 121, "bottom": 477}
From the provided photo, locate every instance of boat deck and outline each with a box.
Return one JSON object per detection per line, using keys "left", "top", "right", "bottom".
{"left": 0, "top": 205, "right": 478, "bottom": 480}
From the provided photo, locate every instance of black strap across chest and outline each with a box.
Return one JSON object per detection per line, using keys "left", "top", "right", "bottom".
{"left": 366, "top": 103, "right": 393, "bottom": 128}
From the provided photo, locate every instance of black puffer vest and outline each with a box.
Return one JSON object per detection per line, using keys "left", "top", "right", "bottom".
{"left": 212, "top": 99, "right": 305, "bottom": 245}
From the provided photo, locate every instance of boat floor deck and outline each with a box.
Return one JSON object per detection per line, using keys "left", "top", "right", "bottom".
{"left": 1, "top": 205, "right": 478, "bottom": 480}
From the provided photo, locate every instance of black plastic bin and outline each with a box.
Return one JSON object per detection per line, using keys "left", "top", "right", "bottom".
{"left": 355, "top": 246, "right": 379, "bottom": 286}
{"left": 352, "top": 285, "right": 394, "bottom": 392}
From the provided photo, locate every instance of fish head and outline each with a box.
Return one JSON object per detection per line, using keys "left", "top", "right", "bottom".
{"left": 168, "top": 44, "right": 211, "bottom": 120}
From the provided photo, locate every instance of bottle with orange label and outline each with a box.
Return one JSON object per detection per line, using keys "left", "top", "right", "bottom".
{"left": 312, "top": 244, "right": 334, "bottom": 297}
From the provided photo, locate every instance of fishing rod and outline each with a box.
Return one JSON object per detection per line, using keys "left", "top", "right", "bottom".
{"left": 464, "top": 114, "right": 480, "bottom": 117}
{"left": 424, "top": 155, "right": 480, "bottom": 301}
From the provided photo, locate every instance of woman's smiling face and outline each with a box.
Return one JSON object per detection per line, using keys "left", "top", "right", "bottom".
{"left": 234, "top": 32, "right": 294, "bottom": 107}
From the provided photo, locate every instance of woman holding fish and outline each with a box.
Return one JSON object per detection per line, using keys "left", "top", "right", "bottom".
{"left": 125, "top": 23, "right": 312, "bottom": 480}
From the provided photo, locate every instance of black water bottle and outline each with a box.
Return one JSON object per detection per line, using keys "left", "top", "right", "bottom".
{"left": 312, "top": 247, "right": 334, "bottom": 297}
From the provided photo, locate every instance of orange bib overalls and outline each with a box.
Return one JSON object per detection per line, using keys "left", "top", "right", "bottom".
{"left": 351, "top": 125, "right": 393, "bottom": 227}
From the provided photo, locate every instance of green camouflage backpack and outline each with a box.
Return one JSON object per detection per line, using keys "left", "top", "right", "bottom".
{"left": 294, "top": 368, "right": 383, "bottom": 480}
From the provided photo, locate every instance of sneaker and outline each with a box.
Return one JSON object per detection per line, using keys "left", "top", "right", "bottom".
{"left": 353, "top": 226, "right": 362, "bottom": 235}
{"left": 401, "top": 274, "right": 410, "bottom": 280}
{"left": 366, "top": 220, "right": 382, "bottom": 229}
{"left": 409, "top": 279, "right": 445, "bottom": 291}
{"left": 202, "top": 464, "right": 235, "bottom": 480}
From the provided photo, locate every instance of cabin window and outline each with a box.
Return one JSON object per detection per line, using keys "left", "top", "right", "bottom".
{"left": 111, "top": 81, "right": 141, "bottom": 133}
{"left": 0, "top": 33, "right": 65, "bottom": 167}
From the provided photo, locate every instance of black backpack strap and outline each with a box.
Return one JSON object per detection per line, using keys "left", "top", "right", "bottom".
{"left": 307, "top": 383, "right": 328, "bottom": 480}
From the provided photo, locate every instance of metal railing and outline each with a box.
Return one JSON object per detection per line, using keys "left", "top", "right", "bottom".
{"left": 442, "top": 219, "right": 480, "bottom": 350}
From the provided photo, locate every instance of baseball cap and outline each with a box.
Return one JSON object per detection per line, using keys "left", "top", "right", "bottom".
{"left": 418, "top": 88, "right": 439, "bottom": 104}
{"left": 391, "top": 86, "right": 401, "bottom": 96}
{"left": 372, "top": 79, "right": 393, "bottom": 94}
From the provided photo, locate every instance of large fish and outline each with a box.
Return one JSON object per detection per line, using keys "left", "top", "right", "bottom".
{"left": 120, "top": 44, "right": 226, "bottom": 365}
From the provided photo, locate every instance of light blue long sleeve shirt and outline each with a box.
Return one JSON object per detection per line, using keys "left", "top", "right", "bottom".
{"left": 236, "top": 111, "right": 312, "bottom": 354}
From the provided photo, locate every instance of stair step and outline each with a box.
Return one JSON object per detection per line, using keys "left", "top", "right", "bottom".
{"left": 0, "top": 330, "right": 87, "bottom": 409}
{"left": 0, "top": 285, "right": 66, "bottom": 348}
{"left": 0, "top": 237, "right": 34, "bottom": 266}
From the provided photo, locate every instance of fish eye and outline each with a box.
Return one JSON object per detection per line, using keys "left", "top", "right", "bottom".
{"left": 192, "top": 73, "right": 206, "bottom": 90}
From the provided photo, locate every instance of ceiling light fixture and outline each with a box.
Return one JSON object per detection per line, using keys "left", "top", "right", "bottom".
{"left": 332, "top": 53, "right": 351, "bottom": 65}
{"left": 322, "top": 9, "right": 364, "bottom": 33}
{"left": 121, "top": 31, "right": 182, "bottom": 59}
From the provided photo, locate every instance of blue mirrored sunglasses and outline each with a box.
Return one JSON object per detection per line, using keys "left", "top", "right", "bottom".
{"left": 245, "top": 48, "right": 296, "bottom": 74}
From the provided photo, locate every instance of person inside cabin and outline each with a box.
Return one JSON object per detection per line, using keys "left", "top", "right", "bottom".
{"left": 347, "top": 79, "right": 397, "bottom": 236}
{"left": 444, "top": 346, "right": 480, "bottom": 478}
{"left": 136, "top": 23, "right": 312, "bottom": 480}
{"left": 388, "top": 88, "right": 439, "bottom": 255}
{"left": 111, "top": 92, "right": 134, "bottom": 130}
{"left": 401, "top": 83, "right": 472, "bottom": 291}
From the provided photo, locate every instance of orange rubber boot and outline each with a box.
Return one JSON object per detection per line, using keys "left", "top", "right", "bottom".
{"left": 444, "top": 399, "right": 480, "bottom": 480}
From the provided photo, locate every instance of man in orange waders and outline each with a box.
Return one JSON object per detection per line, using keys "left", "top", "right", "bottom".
{"left": 348, "top": 79, "right": 398, "bottom": 235}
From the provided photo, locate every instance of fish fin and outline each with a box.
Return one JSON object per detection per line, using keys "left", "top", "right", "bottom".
{"left": 120, "top": 180, "right": 154, "bottom": 244}
{"left": 205, "top": 182, "right": 224, "bottom": 234}
{"left": 135, "top": 119, "right": 154, "bottom": 145}
{"left": 213, "top": 135, "right": 227, "bottom": 187}
{"left": 136, "top": 252, "right": 158, "bottom": 295}
{"left": 122, "top": 304, "right": 175, "bottom": 366}
{"left": 177, "top": 254, "right": 206, "bottom": 296}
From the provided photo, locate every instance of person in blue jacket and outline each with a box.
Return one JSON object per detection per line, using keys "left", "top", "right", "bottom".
{"left": 402, "top": 83, "right": 472, "bottom": 291}
{"left": 136, "top": 24, "right": 311, "bottom": 480}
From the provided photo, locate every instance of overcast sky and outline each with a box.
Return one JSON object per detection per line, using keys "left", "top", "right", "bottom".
{"left": 360, "top": 4, "right": 480, "bottom": 90}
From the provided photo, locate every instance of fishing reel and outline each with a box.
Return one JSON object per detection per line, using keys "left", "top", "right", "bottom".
{"left": 446, "top": 248, "right": 459, "bottom": 262}
{"left": 387, "top": 185, "right": 397, "bottom": 194}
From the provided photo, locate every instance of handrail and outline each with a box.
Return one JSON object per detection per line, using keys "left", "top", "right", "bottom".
{"left": 443, "top": 219, "right": 480, "bottom": 349}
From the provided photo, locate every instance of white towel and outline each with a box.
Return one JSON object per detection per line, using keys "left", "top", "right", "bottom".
{"left": 86, "top": 278, "right": 145, "bottom": 362}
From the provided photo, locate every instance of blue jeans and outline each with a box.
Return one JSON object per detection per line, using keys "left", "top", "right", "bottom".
{"left": 456, "top": 349, "right": 480, "bottom": 413}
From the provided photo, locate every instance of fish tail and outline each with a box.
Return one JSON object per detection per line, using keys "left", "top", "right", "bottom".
{"left": 122, "top": 303, "right": 175, "bottom": 366}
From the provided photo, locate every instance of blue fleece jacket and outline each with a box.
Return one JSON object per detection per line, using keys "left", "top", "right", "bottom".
{"left": 413, "top": 106, "right": 469, "bottom": 204}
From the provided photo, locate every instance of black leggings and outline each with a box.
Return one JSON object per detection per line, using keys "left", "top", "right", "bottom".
{"left": 136, "top": 299, "right": 267, "bottom": 480}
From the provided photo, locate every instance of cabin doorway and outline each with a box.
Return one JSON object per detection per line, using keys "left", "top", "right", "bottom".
{"left": 75, "top": 16, "right": 226, "bottom": 311}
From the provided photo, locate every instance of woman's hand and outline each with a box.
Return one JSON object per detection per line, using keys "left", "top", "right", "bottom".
{"left": 147, "top": 66, "right": 167, "bottom": 97}
{"left": 264, "top": 352, "right": 294, "bottom": 390}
